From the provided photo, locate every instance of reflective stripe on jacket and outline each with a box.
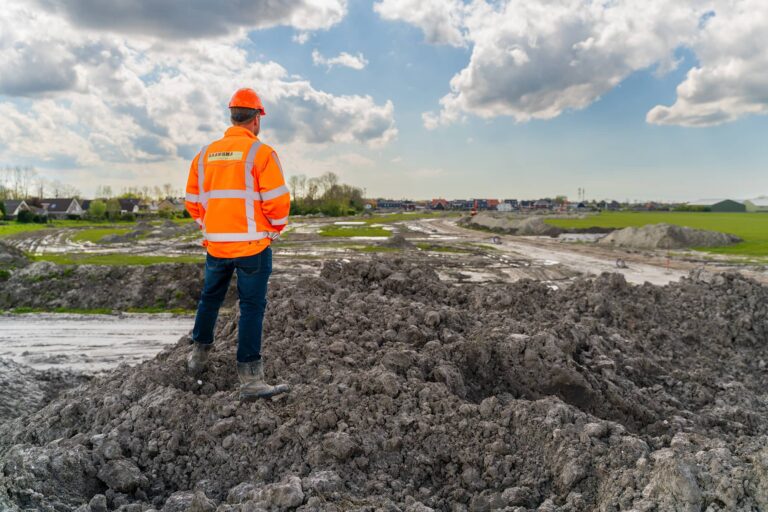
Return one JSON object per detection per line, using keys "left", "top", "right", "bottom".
{"left": 185, "top": 126, "right": 290, "bottom": 258}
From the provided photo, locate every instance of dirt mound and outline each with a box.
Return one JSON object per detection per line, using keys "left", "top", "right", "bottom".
{"left": 598, "top": 223, "right": 742, "bottom": 250}
{"left": 0, "top": 262, "right": 208, "bottom": 311}
{"left": 0, "top": 358, "right": 89, "bottom": 424}
{"left": 380, "top": 233, "right": 414, "bottom": 249}
{"left": 466, "top": 212, "right": 563, "bottom": 236}
{"left": 1, "top": 259, "right": 767, "bottom": 511}
{"left": 0, "top": 241, "right": 29, "bottom": 269}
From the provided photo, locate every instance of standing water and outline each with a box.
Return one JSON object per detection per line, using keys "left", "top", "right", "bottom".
{"left": 0, "top": 313, "right": 193, "bottom": 372}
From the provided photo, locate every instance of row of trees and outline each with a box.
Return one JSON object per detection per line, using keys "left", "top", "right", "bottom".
{"left": 0, "top": 166, "right": 80, "bottom": 200}
{"left": 0, "top": 166, "right": 183, "bottom": 202}
{"left": 287, "top": 172, "right": 365, "bottom": 216}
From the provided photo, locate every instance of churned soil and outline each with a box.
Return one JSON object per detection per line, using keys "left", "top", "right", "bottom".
{"left": 0, "top": 262, "right": 206, "bottom": 311}
{"left": 1, "top": 257, "right": 767, "bottom": 511}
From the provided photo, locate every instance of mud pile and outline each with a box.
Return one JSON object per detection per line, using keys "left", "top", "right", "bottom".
{"left": 598, "top": 223, "right": 742, "bottom": 250}
{"left": 1, "top": 258, "right": 767, "bottom": 511}
{"left": 0, "top": 241, "right": 29, "bottom": 269}
{"left": 0, "top": 262, "right": 207, "bottom": 311}
{"left": 0, "top": 358, "right": 90, "bottom": 423}
{"left": 465, "top": 213, "right": 563, "bottom": 236}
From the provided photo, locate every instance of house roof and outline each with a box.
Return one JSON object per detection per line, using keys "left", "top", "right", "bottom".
{"left": 688, "top": 198, "right": 743, "bottom": 206}
{"left": 41, "top": 198, "right": 77, "bottom": 213}
{"left": 118, "top": 198, "right": 141, "bottom": 210}
{"left": 746, "top": 197, "right": 768, "bottom": 206}
{"left": 3, "top": 199, "right": 26, "bottom": 213}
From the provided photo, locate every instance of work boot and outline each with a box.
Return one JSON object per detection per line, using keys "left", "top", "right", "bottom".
{"left": 187, "top": 342, "right": 212, "bottom": 375}
{"left": 237, "top": 359, "right": 290, "bottom": 400}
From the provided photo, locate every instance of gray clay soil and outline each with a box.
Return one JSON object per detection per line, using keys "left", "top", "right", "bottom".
{"left": 1, "top": 257, "right": 767, "bottom": 511}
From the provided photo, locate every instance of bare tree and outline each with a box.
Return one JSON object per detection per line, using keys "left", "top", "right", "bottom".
{"left": 288, "top": 175, "right": 301, "bottom": 199}
{"left": 306, "top": 177, "right": 320, "bottom": 202}
{"left": 163, "top": 183, "right": 172, "bottom": 199}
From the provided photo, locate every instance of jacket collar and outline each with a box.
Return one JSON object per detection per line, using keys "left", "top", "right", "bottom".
{"left": 224, "top": 126, "right": 258, "bottom": 139}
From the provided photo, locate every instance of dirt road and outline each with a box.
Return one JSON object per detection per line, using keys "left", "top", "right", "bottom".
{"left": 415, "top": 218, "right": 686, "bottom": 285}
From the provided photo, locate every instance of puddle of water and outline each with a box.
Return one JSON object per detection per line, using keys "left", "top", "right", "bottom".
{"left": 0, "top": 313, "right": 193, "bottom": 372}
{"left": 558, "top": 233, "right": 606, "bottom": 243}
{"left": 334, "top": 221, "right": 366, "bottom": 225}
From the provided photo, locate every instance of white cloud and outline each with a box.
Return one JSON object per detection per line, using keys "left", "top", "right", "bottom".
{"left": 648, "top": 0, "right": 768, "bottom": 126}
{"left": 381, "top": 0, "right": 768, "bottom": 129}
{"left": 293, "top": 32, "right": 312, "bottom": 45}
{"left": 312, "top": 49, "right": 369, "bottom": 70}
{"left": 0, "top": 0, "right": 395, "bottom": 194}
{"left": 33, "top": 0, "right": 348, "bottom": 38}
{"left": 374, "top": 0, "right": 467, "bottom": 47}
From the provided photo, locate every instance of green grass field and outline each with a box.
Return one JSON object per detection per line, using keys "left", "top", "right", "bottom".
{"left": 546, "top": 212, "right": 768, "bottom": 257}
{"left": 319, "top": 225, "right": 391, "bottom": 237}
{"left": 32, "top": 253, "right": 205, "bottom": 266}
{"left": 71, "top": 228, "right": 134, "bottom": 243}
{"left": 0, "top": 219, "right": 140, "bottom": 239}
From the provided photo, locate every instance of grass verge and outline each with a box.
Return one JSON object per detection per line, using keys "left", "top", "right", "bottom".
{"left": 319, "top": 226, "right": 391, "bottom": 237}
{"left": 32, "top": 253, "right": 205, "bottom": 265}
{"left": 415, "top": 243, "right": 473, "bottom": 253}
{"left": 71, "top": 228, "right": 134, "bottom": 243}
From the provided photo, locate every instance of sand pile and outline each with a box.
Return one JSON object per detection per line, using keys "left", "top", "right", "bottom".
{"left": 598, "top": 223, "right": 742, "bottom": 250}
{"left": 1, "top": 258, "right": 767, "bottom": 511}
{"left": 466, "top": 213, "right": 562, "bottom": 237}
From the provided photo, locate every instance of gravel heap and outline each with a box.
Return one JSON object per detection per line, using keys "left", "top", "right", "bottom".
{"left": 597, "top": 223, "right": 742, "bottom": 250}
{"left": 1, "top": 258, "right": 767, "bottom": 511}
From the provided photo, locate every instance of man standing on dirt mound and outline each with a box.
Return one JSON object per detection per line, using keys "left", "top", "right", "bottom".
{"left": 184, "top": 88, "right": 290, "bottom": 400}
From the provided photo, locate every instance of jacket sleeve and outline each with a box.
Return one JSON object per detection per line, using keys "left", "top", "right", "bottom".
{"left": 184, "top": 152, "right": 204, "bottom": 230}
{"left": 257, "top": 149, "right": 290, "bottom": 232}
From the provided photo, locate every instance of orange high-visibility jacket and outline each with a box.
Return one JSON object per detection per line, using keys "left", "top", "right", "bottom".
{"left": 185, "top": 126, "right": 290, "bottom": 259}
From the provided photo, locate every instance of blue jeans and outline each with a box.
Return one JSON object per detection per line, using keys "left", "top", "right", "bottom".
{"left": 192, "top": 248, "right": 272, "bottom": 363}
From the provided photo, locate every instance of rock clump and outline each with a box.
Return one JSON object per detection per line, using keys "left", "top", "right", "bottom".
{"left": 598, "top": 223, "right": 742, "bottom": 250}
{"left": 0, "top": 257, "right": 767, "bottom": 511}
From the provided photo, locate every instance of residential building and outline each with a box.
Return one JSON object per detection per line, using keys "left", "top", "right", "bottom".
{"left": 41, "top": 198, "right": 84, "bottom": 219}
{"left": 688, "top": 199, "right": 746, "bottom": 213}
{"left": 2, "top": 199, "right": 30, "bottom": 219}
{"left": 431, "top": 198, "right": 449, "bottom": 210}
{"left": 744, "top": 197, "right": 768, "bottom": 213}
{"left": 117, "top": 198, "right": 141, "bottom": 214}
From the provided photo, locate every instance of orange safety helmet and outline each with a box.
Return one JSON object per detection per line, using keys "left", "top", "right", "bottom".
{"left": 229, "top": 88, "right": 266, "bottom": 115}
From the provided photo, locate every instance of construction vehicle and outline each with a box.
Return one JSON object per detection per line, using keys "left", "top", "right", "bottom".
{"left": 470, "top": 199, "right": 478, "bottom": 216}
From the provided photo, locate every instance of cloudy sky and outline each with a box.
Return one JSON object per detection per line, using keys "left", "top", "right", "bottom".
{"left": 1, "top": 0, "right": 766, "bottom": 201}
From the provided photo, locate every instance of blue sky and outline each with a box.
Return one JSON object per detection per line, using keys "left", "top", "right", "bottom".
{"left": 0, "top": 0, "right": 766, "bottom": 201}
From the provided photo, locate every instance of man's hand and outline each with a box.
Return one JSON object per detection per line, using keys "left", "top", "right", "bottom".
{"left": 267, "top": 232, "right": 280, "bottom": 241}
